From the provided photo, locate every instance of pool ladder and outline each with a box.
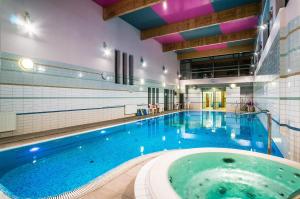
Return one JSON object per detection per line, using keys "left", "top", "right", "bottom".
{"left": 240, "top": 110, "right": 272, "bottom": 155}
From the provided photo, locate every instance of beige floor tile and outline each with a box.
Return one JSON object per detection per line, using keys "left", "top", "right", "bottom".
{"left": 122, "top": 178, "right": 135, "bottom": 198}
{"left": 125, "top": 164, "right": 143, "bottom": 177}
{"left": 81, "top": 187, "right": 120, "bottom": 199}
{"left": 102, "top": 174, "right": 135, "bottom": 194}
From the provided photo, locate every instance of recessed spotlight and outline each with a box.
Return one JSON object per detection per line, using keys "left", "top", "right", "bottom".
{"left": 140, "top": 146, "right": 144, "bottom": 153}
{"left": 29, "top": 147, "right": 40, "bottom": 152}
{"left": 19, "top": 58, "right": 34, "bottom": 70}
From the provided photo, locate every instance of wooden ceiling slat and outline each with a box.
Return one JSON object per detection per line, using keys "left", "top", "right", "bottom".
{"left": 177, "top": 45, "right": 254, "bottom": 60}
{"left": 103, "top": 0, "right": 161, "bottom": 20}
{"left": 141, "top": 3, "right": 260, "bottom": 40}
{"left": 162, "top": 29, "right": 256, "bottom": 52}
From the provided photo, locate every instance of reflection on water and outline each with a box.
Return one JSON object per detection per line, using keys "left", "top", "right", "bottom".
{"left": 0, "top": 111, "right": 283, "bottom": 199}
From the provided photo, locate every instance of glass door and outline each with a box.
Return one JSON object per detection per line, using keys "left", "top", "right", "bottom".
{"left": 202, "top": 91, "right": 214, "bottom": 110}
{"left": 202, "top": 88, "right": 226, "bottom": 110}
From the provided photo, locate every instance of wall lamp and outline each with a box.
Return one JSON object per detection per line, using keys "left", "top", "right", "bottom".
{"left": 100, "top": 72, "right": 112, "bottom": 81}
{"left": 140, "top": 57, "right": 147, "bottom": 68}
{"left": 162, "top": 65, "right": 168, "bottom": 74}
{"left": 140, "top": 78, "right": 145, "bottom": 85}
{"left": 11, "top": 12, "right": 37, "bottom": 36}
{"left": 19, "top": 58, "right": 34, "bottom": 70}
{"left": 102, "top": 42, "right": 111, "bottom": 57}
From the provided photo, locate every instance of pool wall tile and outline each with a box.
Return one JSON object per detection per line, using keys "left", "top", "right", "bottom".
{"left": 0, "top": 52, "right": 176, "bottom": 137}
{"left": 254, "top": 9, "right": 300, "bottom": 162}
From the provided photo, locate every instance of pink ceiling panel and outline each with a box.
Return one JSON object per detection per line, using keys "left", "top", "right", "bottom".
{"left": 93, "top": 0, "right": 119, "bottom": 7}
{"left": 154, "top": 33, "right": 184, "bottom": 44}
{"left": 220, "top": 16, "right": 259, "bottom": 34}
{"left": 196, "top": 43, "right": 227, "bottom": 52}
{"left": 151, "top": 0, "right": 214, "bottom": 24}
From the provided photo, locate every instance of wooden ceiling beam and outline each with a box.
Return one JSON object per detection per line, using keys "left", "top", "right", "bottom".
{"left": 177, "top": 45, "right": 254, "bottom": 60}
{"left": 163, "top": 29, "right": 256, "bottom": 52}
{"left": 141, "top": 3, "right": 260, "bottom": 40}
{"left": 103, "top": 0, "right": 161, "bottom": 20}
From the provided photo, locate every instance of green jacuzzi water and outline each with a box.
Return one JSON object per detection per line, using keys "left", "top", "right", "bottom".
{"left": 168, "top": 153, "right": 300, "bottom": 199}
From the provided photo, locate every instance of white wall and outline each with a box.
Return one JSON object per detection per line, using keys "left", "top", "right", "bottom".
{"left": 0, "top": 0, "right": 179, "bottom": 138}
{"left": 0, "top": 0, "right": 179, "bottom": 84}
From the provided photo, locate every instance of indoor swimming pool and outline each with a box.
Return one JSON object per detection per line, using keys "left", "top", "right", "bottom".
{"left": 0, "top": 111, "right": 282, "bottom": 198}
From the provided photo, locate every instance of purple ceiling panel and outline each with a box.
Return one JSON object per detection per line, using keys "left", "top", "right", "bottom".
{"left": 154, "top": 33, "right": 185, "bottom": 44}
{"left": 93, "top": 0, "right": 119, "bottom": 7}
{"left": 151, "top": 0, "right": 214, "bottom": 24}
{"left": 196, "top": 43, "right": 227, "bottom": 52}
{"left": 220, "top": 16, "right": 258, "bottom": 34}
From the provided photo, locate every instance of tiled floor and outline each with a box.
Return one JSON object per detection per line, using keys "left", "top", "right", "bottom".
{"left": 0, "top": 110, "right": 180, "bottom": 149}
{"left": 79, "top": 156, "right": 156, "bottom": 199}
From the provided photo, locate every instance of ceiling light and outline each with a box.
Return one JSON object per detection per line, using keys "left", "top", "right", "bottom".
{"left": 162, "top": 82, "right": 166, "bottom": 87}
{"left": 19, "top": 58, "right": 34, "bottom": 70}
{"left": 259, "top": 24, "right": 267, "bottom": 30}
{"left": 162, "top": 0, "right": 168, "bottom": 10}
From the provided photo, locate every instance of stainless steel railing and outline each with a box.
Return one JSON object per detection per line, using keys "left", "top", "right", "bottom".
{"left": 239, "top": 110, "right": 272, "bottom": 155}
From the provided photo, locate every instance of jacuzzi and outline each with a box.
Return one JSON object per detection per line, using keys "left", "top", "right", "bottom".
{"left": 135, "top": 148, "right": 300, "bottom": 199}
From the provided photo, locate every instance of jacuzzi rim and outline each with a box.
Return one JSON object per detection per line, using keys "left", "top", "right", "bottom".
{"left": 135, "top": 148, "right": 300, "bottom": 199}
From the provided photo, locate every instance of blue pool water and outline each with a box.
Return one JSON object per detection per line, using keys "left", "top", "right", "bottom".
{"left": 0, "top": 111, "right": 282, "bottom": 198}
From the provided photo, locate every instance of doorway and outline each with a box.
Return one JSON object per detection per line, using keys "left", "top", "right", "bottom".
{"left": 164, "top": 89, "right": 169, "bottom": 111}
{"left": 202, "top": 88, "right": 226, "bottom": 110}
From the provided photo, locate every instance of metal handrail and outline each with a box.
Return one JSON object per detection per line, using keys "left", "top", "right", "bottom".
{"left": 239, "top": 110, "right": 272, "bottom": 155}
